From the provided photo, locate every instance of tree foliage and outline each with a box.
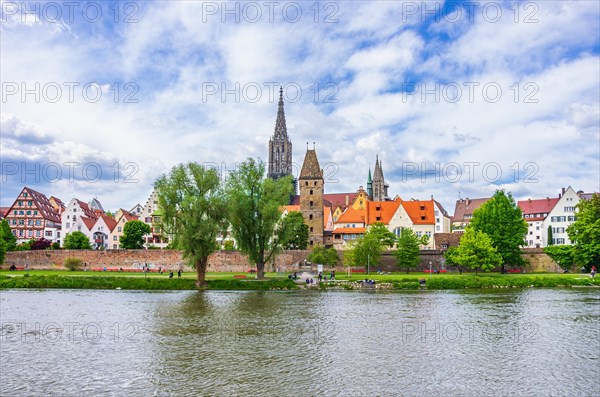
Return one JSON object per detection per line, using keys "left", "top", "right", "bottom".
{"left": 567, "top": 193, "right": 600, "bottom": 270}
{"left": 279, "top": 211, "right": 309, "bottom": 250}
{"left": 0, "top": 219, "right": 16, "bottom": 251}
{"left": 444, "top": 246, "right": 465, "bottom": 274}
{"left": 64, "top": 257, "right": 83, "bottom": 271}
{"left": 452, "top": 228, "right": 503, "bottom": 274}
{"left": 120, "top": 220, "right": 151, "bottom": 249}
{"left": 368, "top": 222, "right": 397, "bottom": 248}
{"left": 224, "top": 159, "right": 294, "bottom": 279}
{"left": 470, "top": 190, "right": 528, "bottom": 270}
{"left": 307, "top": 245, "right": 339, "bottom": 267}
{"left": 544, "top": 245, "right": 574, "bottom": 271}
{"left": 31, "top": 238, "right": 52, "bottom": 250}
{"left": 394, "top": 228, "right": 421, "bottom": 273}
{"left": 344, "top": 232, "right": 383, "bottom": 271}
{"left": 155, "top": 162, "right": 225, "bottom": 286}
{"left": 0, "top": 230, "right": 6, "bottom": 265}
{"left": 64, "top": 231, "right": 92, "bottom": 249}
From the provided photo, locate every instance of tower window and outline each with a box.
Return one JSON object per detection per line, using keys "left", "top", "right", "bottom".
{"left": 310, "top": 201, "right": 313, "bottom": 207}
{"left": 305, "top": 182, "right": 308, "bottom": 186}
{"left": 314, "top": 181, "right": 317, "bottom": 186}
{"left": 310, "top": 190, "right": 313, "bottom": 195}
{"left": 309, "top": 214, "right": 313, "bottom": 220}
{"left": 310, "top": 227, "right": 314, "bottom": 232}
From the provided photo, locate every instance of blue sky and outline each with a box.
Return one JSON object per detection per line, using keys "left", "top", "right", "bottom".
{"left": 1, "top": 0, "right": 599, "bottom": 213}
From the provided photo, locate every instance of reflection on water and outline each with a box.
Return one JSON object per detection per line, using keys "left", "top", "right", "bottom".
{"left": 1, "top": 289, "right": 599, "bottom": 396}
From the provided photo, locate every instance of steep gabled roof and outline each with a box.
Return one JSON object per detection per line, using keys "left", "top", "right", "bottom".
{"left": 452, "top": 198, "right": 490, "bottom": 221}
{"left": 23, "top": 187, "right": 61, "bottom": 223}
{"left": 76, "top": 199, "right": 99, "bottom": 219}
{"left": 299, "top": 149, "right": 322, "bottom": 179}
{"left": 402, "top": 199, "right": 435, "bottom": 225}
{"left": 98, "top": 215, "right": 118, "bottom": 232}
{"left": 80, "top": 216, "right": 96, "bottom": 231}
{"left": 366, "top": 201, "right": 401, "bottom": 225}
{"left": 517, "top": 197, "right": 559, "bottom": 221}
{"left": 336, "top": 206, "right": 366, "bottom": 224}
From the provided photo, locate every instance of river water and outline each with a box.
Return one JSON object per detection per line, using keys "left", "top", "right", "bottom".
{"left": 1, "top": 289, "right": 599, "bottom": 396}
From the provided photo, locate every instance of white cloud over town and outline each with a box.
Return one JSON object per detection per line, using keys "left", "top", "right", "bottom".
{"left": 1, "top": 0, "right": 598, "bottom": 212}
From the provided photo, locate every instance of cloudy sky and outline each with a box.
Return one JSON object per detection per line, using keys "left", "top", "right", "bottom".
{"left": 1, "top": 0, "right": 599, "bottom": 213}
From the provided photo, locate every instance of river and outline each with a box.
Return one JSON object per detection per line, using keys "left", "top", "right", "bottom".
{"left": 1, "top": 289, "right": 599, "bottom": 396}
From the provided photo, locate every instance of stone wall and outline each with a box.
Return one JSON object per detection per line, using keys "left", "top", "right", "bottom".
{"left": 3, "top": 248, "right": 561, "bottom": 273}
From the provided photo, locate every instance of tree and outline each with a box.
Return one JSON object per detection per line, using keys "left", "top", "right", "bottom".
{"left": 222, "top": 240, "right": 235, "bottom": 250}
{"left": 368, "top": 222, "right": 397, "bottom": 248}
{"left": 394, "top": 228, "right": 421, "bottom": 273}
{"left": 547, "top": 225, "right": 553, "bottom": 246}
{"left": 0, "top": 230, "right": 6, "bottom": 265}
{"left": 279, "top": 211, "right": 309, "bottom": 250}
{"left": 567, "top": 193, "right": 600, "bottom": 270}
{"left": 16, "top": 240, "right": 35, "bottom": 251}
{"left": 307, "top": 245, "right": 339, "bottom": 267}
{"left": 345, "top": 232, "right": 384, "bottom": 272}
{"left": 64, "top": 231, "right": 92, "bottom": 249}
{"left": 224, "top": 159, "right": 294, "bottom": 279}
{"left": 0, "top": 219, "right": 17, "bottom": 251}
{"left": 64, "top": 257, "right": 83, "bottom": 271}
{"left": 444, "top": 246, "right": 465, "bottom": 274}
{"left": 470, "top": 190, "right": 528, "bottom": 272}
{"left": 544, "top": 245, "right": 574, "bottom": 271}
{"left": 31, "top": 238, "right": 51, "bottom": 250}
{"left": 120, "top": 220, "right": 151, "bottom": 249}
{"left": 452, "top": 228, "right": 502, "bottom": 275}
{"left": 155, "top": 162, "right": 225, "bottom": 287}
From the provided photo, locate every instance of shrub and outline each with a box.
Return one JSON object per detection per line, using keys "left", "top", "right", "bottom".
{"left": 64, "top": 257, "right": 83, "bottom": 271}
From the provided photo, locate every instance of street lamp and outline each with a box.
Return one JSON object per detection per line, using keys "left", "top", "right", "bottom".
{"left": 367, "top": 254, "right": 370, "bottom": 275}
{"left": 429, "top": 261, "right": 432, "bottom": 279}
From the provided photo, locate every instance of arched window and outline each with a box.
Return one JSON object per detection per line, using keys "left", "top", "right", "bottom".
{"left": 309, "top": 214, "right": 313, "bottom": 220}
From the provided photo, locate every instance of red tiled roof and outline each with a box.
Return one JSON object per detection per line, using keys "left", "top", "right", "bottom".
{"left": 366, "top": 201, "right": 401, "bottom": 225}
{"left": 98, "top": 215, "right": 118, "bottom": 232}
{"left": 336, "top": 206, "right": 366, "bottom": 224}
{"left": 452, "top": 198, "right": 490, "bottom": 221}
{"left": 290, "top": 193, "right": 356, "bottom": 206}
{"left": 23, "top": 187, "right": 61, "bottom": 223}
{"left": 402, "top": 199, "right": 435, "bottom": 225}
{"left": 119, "top": 209, "right": 139, "bottom": 222}
{"left": 80, "top": 216, "right": 96, "bottom": 231}
{"left": 517, "top": 197, "right": 559, "bottom": 221}
{"left": 76, "top": 199, "right": 99, "bottom": 219}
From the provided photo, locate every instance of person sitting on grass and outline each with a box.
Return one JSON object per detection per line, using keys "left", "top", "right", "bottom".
{"left": 169, "top": 271, "right": 174, "bottom": 278}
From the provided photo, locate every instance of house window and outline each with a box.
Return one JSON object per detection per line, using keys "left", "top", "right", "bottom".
{"left": 45, "top": 231, "right": 52, "bottom": 237}
{"left": 376, "top": 216, "right": 381, "bottom": 221}
{"left": 36, "top": 230, "right": 41, "bottom": 237}
{"left": 564, "top": 206, "right": 575, "bottom": 212}
{"left": 305, "top": 182, "right": 308, "bottom": 186}
{"left": 12, "top": 220, "right": 16, "bottom": 225}
{"left": 28, "top": 201, "right": 32, "bottom": 206}
{"left": 35, "top": 220, "right": 41, "bottom": 226}
{"left": 66, "top": 223, "right": 70, "bottom": 229}
{"left": 118, "top": 227, "right": 122, "bottom": 232}
{"left": 67, "top": 215, "right": 70, "bottom": 219}
{"left": 33, "top": 211, "right": 37, "bottom": 215}
{"left": 314, "top": 181, "right": 317, "bottom": 186}
{"left": 23, "top": 193, "right": 28, "bottom": 197}
{"left": 441, "top": 244, "right": 448, "bottom": 249}
{"left": 26, "top": 211, "right": 31, "bottom": 215}
{"left": 421, "top": 216, "right": 426, "bottom": 220}
{"left": 18, "top": 201, "right": 22, "bottom": 206}
{"left": 113, "top": 236, "right": 117, "bottom": 241}
{"left": 567, "top": 216, "right": 576, "bottom": 222}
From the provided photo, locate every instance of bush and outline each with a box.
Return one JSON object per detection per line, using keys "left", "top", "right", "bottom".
{"left": 64, "top": 257, "right": 83, "bottom": 271}
{"left": 51, "top": 242, "right": 60, "bottom": 250}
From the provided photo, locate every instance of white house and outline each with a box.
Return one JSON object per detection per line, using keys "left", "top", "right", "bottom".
{"left": 61, "top": 198, "right": 102, "bottom": 245}
{"left": 542, "top": 187, "right": 581, "bottom": 246}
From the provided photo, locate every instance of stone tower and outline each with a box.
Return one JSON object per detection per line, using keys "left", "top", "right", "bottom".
{"left": 372, "top": 155, "right": 389, "bottom": 201}
{"left": 299, "top": 144, "right": 324, "bottom": 247}
{"left": 268, "top": 87, "right": 293, "bottom": 182}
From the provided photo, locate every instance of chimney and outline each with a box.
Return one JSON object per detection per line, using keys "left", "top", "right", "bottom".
{"left": 562, "top": 187, "right": 566, "bottom": 195}
{"left": 559, "top": 193, "right": 562, "bottom": 199}
{"left": 546, "top": 197, "right": 549, "bottom": 201}
{"left": 466, "top": 198, "right": 470, "bottom": 206}
{"left": 528, "top": 198, "right": 531, "bottom": 203}
{"left": 345, "top": 195, "right": 349, "bottom": 206}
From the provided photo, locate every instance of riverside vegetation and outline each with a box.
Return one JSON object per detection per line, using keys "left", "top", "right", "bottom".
{"left": 1, "top": 270, "right": 598, "bottom": 291}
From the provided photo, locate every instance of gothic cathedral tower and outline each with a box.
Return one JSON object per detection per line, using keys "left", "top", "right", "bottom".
{"left": 268, "top": 87, "right": 293, "bottom": 184}
{"left": 371, "top": 155, "right": 390, "bottom": 201}
{"left": 299, "top": 145, "right": 324, "bottom": 247}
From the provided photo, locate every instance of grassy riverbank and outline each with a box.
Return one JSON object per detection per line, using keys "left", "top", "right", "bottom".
{"left": 0, "top": 270, "right": 598, "bottom": 290}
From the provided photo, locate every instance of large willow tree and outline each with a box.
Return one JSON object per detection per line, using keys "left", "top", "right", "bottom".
{"left": 224, "top": 159, "right": 293, "bottom": 279}
{"left": 155, "top": 163, "right": 225, "bottom": 287}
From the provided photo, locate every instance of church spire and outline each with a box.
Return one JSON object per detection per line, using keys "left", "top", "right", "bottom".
{"left": 367, "top": 167, "right": 373, "bottom": 200}
{"left": 268, "top": 86, "right": 294, "bottom": 193}
{"left": 274, "top": 86, "right": 287, "bottom": 139}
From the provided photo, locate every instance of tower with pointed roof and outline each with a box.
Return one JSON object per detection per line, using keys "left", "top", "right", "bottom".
{"left": 299, "top": 144, "right": 324, "bottom": 246}
{"left": 372, "top": 155, "right": 390, "bottom": 202}
{"left": 268, "top": 87, "right": 293, "bottom": 184}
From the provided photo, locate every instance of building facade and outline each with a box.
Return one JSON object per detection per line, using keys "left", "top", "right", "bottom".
{"left": 4, "top": 187, "right": 62, "bottom": 244}
{"left": 299, "top": 147, "right": 324, "bottom": 247}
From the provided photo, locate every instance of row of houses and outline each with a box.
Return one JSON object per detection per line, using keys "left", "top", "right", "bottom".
{"left": 0, "top": 184, "right": 595, "bottom": 251}
{"left": 1, "top": 187, "right": 168, "bottom": 249}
